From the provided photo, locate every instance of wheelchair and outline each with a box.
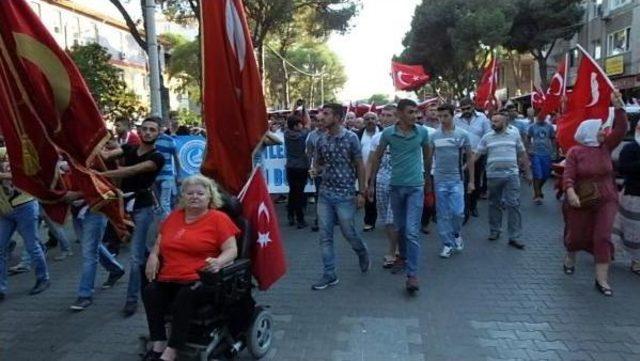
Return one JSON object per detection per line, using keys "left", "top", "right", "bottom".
{"left": 140, "top": 194, "right": 274, "bottom": 361}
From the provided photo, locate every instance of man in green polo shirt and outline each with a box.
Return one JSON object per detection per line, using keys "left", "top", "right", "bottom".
{"left": 367, "top": 99, "right": 432, "bottom": 294}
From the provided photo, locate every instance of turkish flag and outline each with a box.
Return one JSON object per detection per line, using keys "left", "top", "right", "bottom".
{"left": 474, "top": 58, "right": 499, "bottom": 111}
{"left": 531, "top": 85, "right": 546, "bottom": 111}
{"left": 541, "top": 56, "right": 567, "bottom": 117}
{"left": 391, "top": 61, "right": 430, "bottom": 91}
{"left": 238, "top": 167, "right": 287, "bottom": 291}
{"left": 556, "top": 48, "right": 613, "bottom": 151}
{"left": 0, "top": 0, "right": 127, "bottom": 232}
{"left": 200, "top": 0, "right": 268, "bottom": 194}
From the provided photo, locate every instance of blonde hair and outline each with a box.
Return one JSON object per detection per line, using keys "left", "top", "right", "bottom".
{"left": 178, "top": 174, "right": 224, "bottom": 209}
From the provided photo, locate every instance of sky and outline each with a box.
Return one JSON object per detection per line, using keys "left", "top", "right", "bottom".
{"left": 327, "top": 0, "right": 421, "bottom": 102}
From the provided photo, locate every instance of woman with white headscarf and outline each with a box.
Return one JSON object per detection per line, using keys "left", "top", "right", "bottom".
{"left": 612, "top": 123, "right": 640, "bottom": 276}
{"left": 562, "top": 91, "right": 628, "bottom": 297}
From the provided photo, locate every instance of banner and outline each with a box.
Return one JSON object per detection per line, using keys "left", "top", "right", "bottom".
{"left": 259, "top": 142, "right": 315, "bottom": 194}
{"left": 174, "top": 135, "right": 206, "bottom": 180}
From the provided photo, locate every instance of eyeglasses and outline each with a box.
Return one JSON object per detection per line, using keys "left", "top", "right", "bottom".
{"left": 460, "top": 106, "right": 472, "bottom": 111}
{"left": 364, "top": 117, "right": 376, "bottom": 120}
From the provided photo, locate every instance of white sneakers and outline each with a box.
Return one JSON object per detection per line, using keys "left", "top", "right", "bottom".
{"left": 440, "top": 246, "right": 453, "bottom": 258}
{"left": 440, "top": 235, "right": 464, "bottom": 259}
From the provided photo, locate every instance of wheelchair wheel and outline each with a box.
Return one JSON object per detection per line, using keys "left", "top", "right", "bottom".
{"left": 246, "top": 307, "right": 273, "bottom": 359}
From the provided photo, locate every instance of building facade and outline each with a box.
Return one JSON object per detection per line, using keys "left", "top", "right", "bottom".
{"left": 550, "top": 0, "right": 640, "bottom": 99}
{"left": 28, "top": 0, "right": 193, "bottom": 114}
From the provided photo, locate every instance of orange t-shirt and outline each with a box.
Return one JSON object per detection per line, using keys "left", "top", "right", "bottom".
{"left": 157, "top": 209, "right": 240, "bottom": 282}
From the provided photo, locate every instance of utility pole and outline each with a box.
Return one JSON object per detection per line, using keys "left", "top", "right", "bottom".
{"left": 145, "top": 0, "right": 162, "bottom": 117}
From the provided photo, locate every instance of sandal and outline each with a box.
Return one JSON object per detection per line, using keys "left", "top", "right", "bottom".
{"left": 382, "top": 255, "right": 395, "bottom": 269}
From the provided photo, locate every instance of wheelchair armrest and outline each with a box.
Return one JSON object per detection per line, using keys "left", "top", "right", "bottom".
{"left": 197, "top": 258, "right": 251, "bottom": 286}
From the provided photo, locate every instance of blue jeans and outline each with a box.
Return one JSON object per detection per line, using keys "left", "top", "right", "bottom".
{"left": 126, "top": 206, "right": 157, "bottom": 303}
{"left": 487, "top": 175, "right": 522, "bottom": 240}
{"left": 154, "top": 178, "right": 176, "bottom": 220}
{"left": 0, "top": 201, "right": 49, "bottom": 293}
{"left": 390, "top": 185, "right": 424, "bottom": 277}
{"left": 317, "top": 193, "right": 368, "bottom": 278}
{"left": 73, "top": 211, "right": 124, "bottom": 299}
{"left": 40, "top": 204, "right": 73, "bottom": 253}
{"left": 434, "top": 180, "right": 465, "bottom": 247}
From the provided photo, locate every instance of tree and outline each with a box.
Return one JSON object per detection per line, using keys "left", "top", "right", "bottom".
{"left": 264, "top": 41, "right": 346, "bottom": 109}
{"left": 504, "top": 0, "right": 584, "bottom": 88}
{"left": 70, "top": 43, "right": 147, "bottom": 120}
{"left": 400, "top": 0, "right": 515, "bottom": 98}
{"left": 161, "top": 33, "right": 201, "bottom": 102}
{"left": 368, "top": 94, "right": 390, "bottom": 105}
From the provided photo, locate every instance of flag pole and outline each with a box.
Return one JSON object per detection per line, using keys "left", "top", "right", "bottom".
{"left": 575, "top": 44, "right": 614, "bottom": 89}
{"left": 562, "top": 52, "right": 568, "bottom": 97}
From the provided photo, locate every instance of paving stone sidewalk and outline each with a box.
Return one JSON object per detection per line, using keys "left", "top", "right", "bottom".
{"left": 1, "top": 185, "right": 639, "bottom": 361}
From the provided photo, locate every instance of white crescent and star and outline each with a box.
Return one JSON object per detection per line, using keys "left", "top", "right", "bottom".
{"left": 548, "top": 73, "right": 564, "bottom": 96}
{"left": 256, "top": 201, "right": 271, "bottom": 248}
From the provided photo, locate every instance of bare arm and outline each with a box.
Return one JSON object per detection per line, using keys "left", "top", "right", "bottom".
{"left": 518, "top": 150, "right": 532, "bottom": 180}
{"left": 422, "top": 143, "right": 432, "bottom": 190}
{"left": 205, "top": 237, "right": 238, "bottom": 272}
{"left": 100, "top": 160, "right": 159, "bottom": 179}
{"left": 0, "top": 172, "right": 11, "bottom": 180}
{"left": 100, "top": 147, "right": 124, "bottom": 161}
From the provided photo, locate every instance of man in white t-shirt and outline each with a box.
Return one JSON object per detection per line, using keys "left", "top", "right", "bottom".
{"left": 358, "top": 112, "right": 381, "bottom": 231}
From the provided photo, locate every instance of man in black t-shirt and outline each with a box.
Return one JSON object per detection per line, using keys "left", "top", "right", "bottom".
{"left": 101, "top": 117, "right": 164, "bottom": 316}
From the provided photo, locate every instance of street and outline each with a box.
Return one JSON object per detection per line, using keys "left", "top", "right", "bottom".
{"left": 1, "top": 185, "right": 640, "bottom": 361}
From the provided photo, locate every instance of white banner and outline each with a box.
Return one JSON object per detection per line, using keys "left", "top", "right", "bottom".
{"left": 260, "top": 143, "right": 315, "bottom": 194}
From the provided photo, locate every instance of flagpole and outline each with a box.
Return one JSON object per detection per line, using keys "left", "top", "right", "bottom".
{"left": 575, "top": 44, "right": 615, "bottom": 89}
{"left": 562, "top": 52, "right": 568, "bottom": 97}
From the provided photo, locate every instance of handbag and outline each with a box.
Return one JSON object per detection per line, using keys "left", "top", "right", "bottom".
{"left": 575, "top": 180, "right": 600, "bottom": 208}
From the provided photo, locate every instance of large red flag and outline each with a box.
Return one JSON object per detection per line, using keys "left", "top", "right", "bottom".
{"left": 238, "top": 168, "right": 287, "bottom": 291}
{"left": 200, "top": 0, "right": 268, "bottom": 194}
{"left": 540, "top": 54, "right": 568, "bottom": 117}
{"left": 391, "top": 61, "right": 430, "bottom": 91}
{"left": 0, "top": 0, "right": 127, "bottom": 231}
{"left": 474, "top": 57, "right": 499, "bottom": 111}
{"left": 557, "top": 46, "right": 614, "bottom": 151}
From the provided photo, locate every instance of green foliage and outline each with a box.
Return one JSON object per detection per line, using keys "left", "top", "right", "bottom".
{"left": 265, "top": 41, "right": 346, "bottom": 109}
{"left": 161, "top": 33, "right": 201, "bottom": 102}
{"left": 70, "top": 43, "right": 147, "bottom": 120}
{"left": 504, "top": 0, "right": 584, "bottom": 87}
{"left": 368, "top": 94, "right": 390, "bottom": 105}
{"left": 176, "top": 108, "right": 201, "bottom": 127}
{"left": 400, "top": 0, "right": 515, "bottom": 98}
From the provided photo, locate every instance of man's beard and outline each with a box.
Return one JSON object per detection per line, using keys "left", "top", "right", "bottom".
{"left": 461, "top": 111, "right": 473, "bottom": 118}
{"left": 491, "top": 125, "right": 504, "bottom": 132}
{"left": 141, "top": 138, "right": 157, "bottom": 145}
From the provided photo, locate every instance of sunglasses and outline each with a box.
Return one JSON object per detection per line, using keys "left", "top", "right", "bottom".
{"left": 460, "top": 106, "right": 472, "bottom": 111}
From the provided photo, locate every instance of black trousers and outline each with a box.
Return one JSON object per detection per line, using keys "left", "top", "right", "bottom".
{"left": 286, "top": 167, "right": 309, "bottom": 223}
{"left": 364, "top": 192, "right": 377, "bottom": 227}
{"left": 142, "top": 281, "right": 206, "bottom": 349}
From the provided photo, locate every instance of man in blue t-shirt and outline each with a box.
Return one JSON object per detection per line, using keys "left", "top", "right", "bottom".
{"left": 527, "top": 116, "right": 555, "bottom": 204}
{"left": 367, "top": 99, "right": 431, "bottom": 294}
{"left": 429, "top": 104, "right": 474, "bottom": 259}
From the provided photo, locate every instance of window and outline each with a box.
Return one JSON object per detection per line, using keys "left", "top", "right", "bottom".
{"left": 610, "top": 0, "right": 631, "bottom": 10}
{"left": 29, "top": 1, "right": 41, "bottom": 16}
{"left": 570, "top": 48, "right": 579, "bottom": 67}
{"left": 608, "top": 28, "right": 631, "bottom": 55}
{"left": 593, "top": 40, "right": 602, "bottom": 60}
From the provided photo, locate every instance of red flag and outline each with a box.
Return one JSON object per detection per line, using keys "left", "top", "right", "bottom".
{"left": 541, "top": 55, "right": 568, "bottom": 117}
{"left": 355, "top": 103, "right": 371, "bottom": 117}
{"left": 531, "top": 85, "right": 546, "bottom": 111}
{"left": 200, "top": 0, "right": 268, "bottom": 194}
{"left": 474, "top": 57, "right": 499, "bottom": 111}
{"left": 557, "top": 46, "right": 614, "bottom": 151}
{"left": 0, "top": 0, "right": 127, "bottom": 232}
{"left": 391, "top": 61, "right": 430, "bottom": 91}
{"left": 238, "top": 168, "right": 287, "bottom": 291}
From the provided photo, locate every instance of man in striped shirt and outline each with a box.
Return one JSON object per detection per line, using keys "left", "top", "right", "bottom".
{"left": 472, "top": 110, "right": 531, "bottom": 250}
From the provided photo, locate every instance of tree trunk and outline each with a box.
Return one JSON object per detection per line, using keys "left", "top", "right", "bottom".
{"left": 536, "top": 54, "right": 549, "bottom": 89}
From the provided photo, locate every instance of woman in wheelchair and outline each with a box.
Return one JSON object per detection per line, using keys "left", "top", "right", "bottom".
{"left": 142, "top": 175, "right": 239, "bottom": 361}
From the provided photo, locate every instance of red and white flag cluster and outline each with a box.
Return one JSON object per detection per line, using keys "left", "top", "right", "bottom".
{"left": 474, "top": 58, "right": 499, "bottom": 111}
